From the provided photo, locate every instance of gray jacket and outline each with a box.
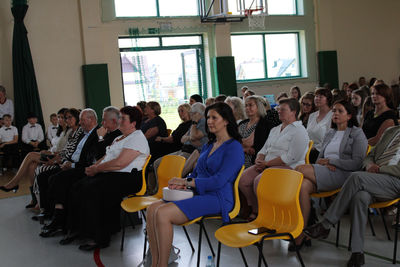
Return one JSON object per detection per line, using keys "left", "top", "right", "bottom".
{"left": 318, "top": 126, "right": 368, "bottom": 171}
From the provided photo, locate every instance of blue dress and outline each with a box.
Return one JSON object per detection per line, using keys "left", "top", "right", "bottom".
{"left": 173, "top": 139, "right": 244, "bottom": 222}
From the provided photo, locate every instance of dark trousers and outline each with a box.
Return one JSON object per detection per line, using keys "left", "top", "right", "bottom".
{"left": 37, "top": 167, "right": 62, "bottom": 212}
{"left": 0, "top": 143, "right": 19, "bottom": 168}
{"left": 21, "top": 141, "right": 47, "bottom": 159}
{"left": 68, "top": 171, "right": 142, "bottom": 245}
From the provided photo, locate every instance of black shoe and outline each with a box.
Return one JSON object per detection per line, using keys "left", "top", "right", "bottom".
{"left": 0, "top": 185, "right": 19, "bottom": 193}
{"left": 288, "top": 238, "right": 311, "bottom": 252}
{"left": 347, "top": 252, "right": 365, "bottom": 267}
{"left": 59, "top": 233, "right": 80, "bottom": 245}
{"left": 25, "top": 186, "right": 38, "bottom": 208}
{"left": 32, "top": 212, "right": 51, "bottom": 222}
{"left": 303, "top": 222, "right": 330, "bottom": 239}
{"left": 42, "top": 209, "right": 65, "bottom": 230}
{"left": 39, "top": 227, "right": 64, "bottom": 238}
{"left": 78, "top": 242, "right": 108, "bottom": 251}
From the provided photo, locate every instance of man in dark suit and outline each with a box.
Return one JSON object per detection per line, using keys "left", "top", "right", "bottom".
{"left": 39, "top": 108, "right": 120, "bottom": 237}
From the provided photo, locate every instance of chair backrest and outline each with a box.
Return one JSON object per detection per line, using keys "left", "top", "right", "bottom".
{"left": 228, "top": 165, "right": 245, "bottom": 219}
{"left": 254, "top": 168, "right": 304, "bottom": 238}
{"left": 155, "top": 155, "right": 186, "bottom": 198}
{"left": 366, "top": 144, "right": 372, "bottom": 155}
{"left": 136, "top": 155, "right": 151, "bottom": 196}
{"left": 305, "top": 140, "right": 313, "bottom": 164}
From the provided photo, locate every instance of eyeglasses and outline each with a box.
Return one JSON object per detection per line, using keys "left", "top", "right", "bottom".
{"left": 301, "top": 102, "right": 312, "bottom": 107}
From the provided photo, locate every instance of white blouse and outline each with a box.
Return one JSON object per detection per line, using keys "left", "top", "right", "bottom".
{"left": 323, "top": 130, "right": 345, "bottom": 160}
{"left": 258, "top": 121, "right": 310, "bottom": 169}
{"left": 101, "top": 130, "right": 150, "bottom": 173}
{"left": 307, "top": 110, "right": 333, "bottom": 151}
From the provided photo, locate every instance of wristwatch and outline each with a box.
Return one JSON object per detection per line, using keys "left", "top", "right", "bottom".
{"left": 185, "top": 177, "right": 193, "bottom": 188}
{"left": 98, "top": 135, "right": 104, "bottom": 141}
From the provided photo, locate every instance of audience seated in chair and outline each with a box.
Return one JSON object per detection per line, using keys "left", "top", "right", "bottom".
{"left": 298, "top": 92, "right": 316, "bottom": 128}
{"left": 0, "top": 114, "right": 19, "bottom": 171}
{"left": 304, "top": 125, "right": 400, "bottom": 267}
{"left": 145, "top": 102, "right": 244, "bottom": 267}
{"left": 60, "top": 106, "right": 150, "bottom": 250}
{"left": 225, "top": 96, "right": 246, "bottom": 124}
{"left": 47, "top": 113, "right": 59, "bottom": 149}
{"left": 238, "top": 96, "right": 273, "bottom": 169}
{"left": 362, "top": 83, "right": 398, "bottom": 146}
{"left": 307, "top": 88, "right": 333, "bottom": 163}
{"left": 152, "top": 102, "right": 208, "bottom": 185}
{"left": 0, "top": 108, "right": 70, "bottom": 207}
{"left": 37, "top": 108, "right": 120, "bottom": 236}
{"left": 141, "top": 101, "right": 168, "bottom": 154}
{"left": 21, "top": 113, "right": 47, "bottom": 158}
{"left": 239, "top": 98, "right": 309, "bottom": 221}
{"left": 151, "top": 104, "right": 192, "bottom": 163}
{"left": 294, "top": 100, "right": 368, "bottom": 251}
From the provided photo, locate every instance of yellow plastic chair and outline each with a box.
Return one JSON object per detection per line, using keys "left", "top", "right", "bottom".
{"left": 136, "top": 155, "right": 151, "bottom": 196}
{"left": 167, "top": 129, "right": 172, "bottom": 136}
{"left": 305, "top": 140, "right": 314, "bottom": 164}
{"left": 215, "top": 168, "right": 305, "bottom": 267}
{"left": 179, "top": 165, "right": 245, "bottom": 267}
{"left": 120, "top": 155, "right": 186, "bottom": 252}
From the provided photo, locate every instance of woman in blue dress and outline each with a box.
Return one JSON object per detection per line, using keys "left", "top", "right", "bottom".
{"left": 146, "top": 102, "right": 244, "bottom": 267}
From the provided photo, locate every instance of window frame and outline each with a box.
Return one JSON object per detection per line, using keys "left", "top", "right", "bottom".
{"left": 118, "top": 34, "right": 208, "bottom": 102}
{"left": 114, "top": 0, "right": 199, "bottom": 18}
{"left": 231, "top": 32, "right": 302, "bottom": 82}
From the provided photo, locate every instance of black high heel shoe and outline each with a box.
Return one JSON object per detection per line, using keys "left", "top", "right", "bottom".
{"left": 0, "top": 185, "right": 19, "bottom": 193}
{"left": 288, "top": 238, "right": 311, "bottom": 252}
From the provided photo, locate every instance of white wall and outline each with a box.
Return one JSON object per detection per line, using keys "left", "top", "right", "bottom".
{"left": 316, "top": 0, "right": 400, "bottom": 86}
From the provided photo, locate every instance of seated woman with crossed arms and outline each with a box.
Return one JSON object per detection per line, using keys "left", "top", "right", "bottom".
{"left": 146, "top": 102, "right": 244, "bottom": 267}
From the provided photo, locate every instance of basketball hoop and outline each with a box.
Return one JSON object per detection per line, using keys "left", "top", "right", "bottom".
{"left": 246, "top": 8, "right": 267, "bottom": 30}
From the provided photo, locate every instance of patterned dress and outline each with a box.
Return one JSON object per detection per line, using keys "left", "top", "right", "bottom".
{"left": 239, "top": 121, "right": 258, "bottom": 168}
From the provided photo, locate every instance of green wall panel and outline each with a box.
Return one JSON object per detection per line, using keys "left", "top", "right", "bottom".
{"left": 214, "top": 56, "right": 237, "bottom": 96}
{"left": 318, "top": 51, "right": 339, "bottom": 89}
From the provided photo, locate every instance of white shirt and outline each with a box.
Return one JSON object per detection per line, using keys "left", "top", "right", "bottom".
{"left": 101, "top": 130, "right": 150, "bottom": 173}
{"left": 47, "top": 124, "right": 59, "bottom": 142}
{"left": 0, "top": 99, "right": 14, "bottom": 121}
{"left": 307, "top": 110, "right": 333, "bottom": 151}
{"left": 258, "top": 121, "right": 309, "bottom": 169}
{"left": 0, "top": 125, "right": 18, "bottom": 143}
{"left": 324, "top": 131, "right": 345, "bottom": 160}
{"left": 22, "top": 123, "right": 44, "bottom": 144}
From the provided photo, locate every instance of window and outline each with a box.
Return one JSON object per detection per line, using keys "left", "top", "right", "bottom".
{"left": 227, "top": 0, "right": 298, "bottom": 15}
{"left": 231, "top": 33, "right": 301, "bottom": 81}
{"left": 118, "top": 35, "right": 206, "bottom": 130}
{"left": 114, "top": 0, "right": 198, "bottom": 17}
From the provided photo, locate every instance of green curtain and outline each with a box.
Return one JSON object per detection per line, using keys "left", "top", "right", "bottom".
{"left": 12, "top": 3, "right": 44, "bottom": 131}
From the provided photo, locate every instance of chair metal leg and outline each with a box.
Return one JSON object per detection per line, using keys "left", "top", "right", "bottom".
{"left": 143, "top": 229, "right": 147, "bottom": 260}
{"left": 379, "top": 208, "right": 391, "bottom": 241}
{"left": 120, "top": 211, "right": 126, "bottom": 251}
{"left": 197, "top": 221, "right": 203, "bottom": 267}
{"left": 368, "top": 213, "right": 376, "bottom": 236}
{"left": 256, "top": 243, "right": 268, "bottom": 267}
{"left": 239, "top": 247, "right": 249, "bottom": 267}
{"left": 140, "top": 210, "right": 147, "bottom": 222}
{"left": 201, "top": 222, "right": 215, "bottom": 256}
{"left": 348, "top": 228, "right": 352, "bottom": 251}
{"left": 336, "top": 220, "right": 340, "bottom": 247}
{"left": 182, "top": 226, "right": 195, "bottom": 252}
{"left": 393, "top": 202, "right": 400, "bottom": 264}
{"left": 217, "top": 242, "right": 221, "bottom": 267}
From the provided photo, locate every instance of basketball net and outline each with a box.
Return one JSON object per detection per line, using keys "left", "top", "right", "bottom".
{"left": 246, "top": 8, "right": 267, "bottom": 30}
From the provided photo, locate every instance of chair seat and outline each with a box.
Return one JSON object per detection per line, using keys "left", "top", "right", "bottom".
{"left": 180, "top": 216, "right": 203, "bottom": 226}
{"left": 311, "top": 188, "right": 341, "bottom": 198}
{"left": 215, "top": 222, "right": 296, "bottom": 248}
{"left": 121, "top": 196, "right": 160, "bottom": 213}
{"left": 369, "top": 198, "right": 400, "bottom": 209}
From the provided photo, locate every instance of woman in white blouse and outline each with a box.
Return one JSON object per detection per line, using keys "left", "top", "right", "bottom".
{"left": 307, "top": 88, "right": 333, "bottom": 163}
{"left": 62, "top": 106, "right": 150, "bottom": 250}
{"left": 293, "top": 100, "right": 368, "bottom": 251}
{"left": 239, "top": 98, "right": 309, "bottom": 221}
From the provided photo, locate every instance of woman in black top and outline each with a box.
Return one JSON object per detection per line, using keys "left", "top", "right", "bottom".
{"left": 141, "top": 101, "right": 168, "bottom": 144}
{"left": 238, "top": 96, "right": 273, "bottom": 168}
{"left": 362, "top": 83, "right": 398, "bottom": 146}
{"left": 152, "top": 104, "right": 192, "bottom": 161}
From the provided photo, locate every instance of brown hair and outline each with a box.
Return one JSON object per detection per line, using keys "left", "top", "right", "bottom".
{"left": 146, "top": 101, "right": 162, "bottom": 116}
{"left": 372, "top": 83, "right": 394, "bottom": 109}
{"left": 315, "top": 88, "right": 333, "bottom": 107}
